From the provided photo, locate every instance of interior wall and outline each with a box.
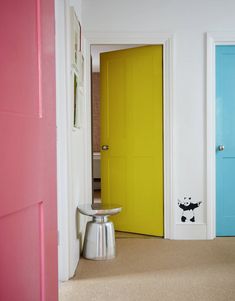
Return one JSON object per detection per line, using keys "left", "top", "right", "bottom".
{"left": 56, "top": 0, "right": 89, "bottom": 282}
{"left": 82, "top": 0, "right": 235, "bottom": 239}
{"left": 67, "top": 0, "right": 85, "bottom": 278}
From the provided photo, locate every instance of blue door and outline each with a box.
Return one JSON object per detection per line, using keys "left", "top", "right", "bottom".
{"left": 216, "top": 46, "right": 235, "bottom": 236}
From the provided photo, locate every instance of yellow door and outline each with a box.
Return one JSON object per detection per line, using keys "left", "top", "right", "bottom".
{"left": 100, "top": 46, "right": 163, "bottom": 236}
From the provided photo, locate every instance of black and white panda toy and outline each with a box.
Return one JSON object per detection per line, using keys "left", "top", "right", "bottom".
{"left": 178, "top": 197, "right": 202, "bottom": 223}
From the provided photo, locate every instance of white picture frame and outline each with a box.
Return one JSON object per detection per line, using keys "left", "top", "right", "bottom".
{"left": 70, "top": 7, "right": 81, "bottom": 69}
{"left": 72, "top": 70, "right": 82, "bottom": 129}
{"left": 77, "top": 52, "right": 84, "bottom": 87}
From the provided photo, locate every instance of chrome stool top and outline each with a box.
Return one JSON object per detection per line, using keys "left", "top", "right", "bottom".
{"left": 78, "top": 203, "right": 122, "bottom": 217}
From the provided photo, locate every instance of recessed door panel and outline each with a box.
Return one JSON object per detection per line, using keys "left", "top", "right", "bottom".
{"left": 216, "top": 46, "right": 235, "bottom": 236}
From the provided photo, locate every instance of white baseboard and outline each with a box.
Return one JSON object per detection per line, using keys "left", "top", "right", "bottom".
{"left": 173, "top": 224, "right": 207, "bottom": 240}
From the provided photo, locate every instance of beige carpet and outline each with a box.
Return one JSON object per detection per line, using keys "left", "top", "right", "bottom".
{"left": 59, "top": 237, "right": 235, "bottom": 301}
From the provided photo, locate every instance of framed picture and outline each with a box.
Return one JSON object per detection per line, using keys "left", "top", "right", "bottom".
{"left": 72, "top": 71, "right": 82, "bottom": 128}
{"left": 70, "top": 7, "right": 81, "bottom": 69}
{"left": 77, "top": 52, "right": 84, "bottom": 87}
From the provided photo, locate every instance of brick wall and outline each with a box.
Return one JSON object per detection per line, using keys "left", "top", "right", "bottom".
{"left": 92, "top": 72, "right": 100, "bottom": 152}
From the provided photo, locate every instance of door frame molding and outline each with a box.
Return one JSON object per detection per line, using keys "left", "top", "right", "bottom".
{"left": 84, "top": 32, "right": 175, "bottom": 239}
{"left": 206, "top": 32, "right": 235, "bottom": 239}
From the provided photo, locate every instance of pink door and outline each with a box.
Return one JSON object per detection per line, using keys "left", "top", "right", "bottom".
{"left": 0, "top": 1, "right": 58, "bottom": 301}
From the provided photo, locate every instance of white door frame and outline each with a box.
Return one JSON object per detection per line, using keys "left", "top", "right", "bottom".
{"left": 84, "top": 32, "right": 175, "bottom": 239}
{"left": 206, "top": 32, "right": 235, "bottom": 239}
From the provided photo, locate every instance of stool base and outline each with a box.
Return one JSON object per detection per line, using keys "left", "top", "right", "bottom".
{"left": 83, "top": 217, "right": 115, "bottom": 260}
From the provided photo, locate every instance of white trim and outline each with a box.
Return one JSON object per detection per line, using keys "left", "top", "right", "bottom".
{"left": 65, "top": 0, "right": 76, "bottom": 278}
{"left": 84, "top": 31, "right": 175, "bottom": 239}
{"left": 206, "top": 32, "right": 235, "bottom": 239}
{"left": 55, "top": 0, "right": 70, "bottom": 281}
{"left": 83, "top": 38, "right": 93, "bottom": 210}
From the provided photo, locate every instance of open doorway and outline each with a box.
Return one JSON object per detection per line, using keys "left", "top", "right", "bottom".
{"left": 90, "top": 44, "right": 164, "bottom": 236}
{"left": 91, "top": 45, "right": 141, "bottom": 204}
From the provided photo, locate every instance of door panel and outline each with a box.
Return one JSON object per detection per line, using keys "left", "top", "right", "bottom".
{"left": 0, "top": 1, "right": 40, "bottom": 116}
{"left": 216, "top": 46, "right": 235, "bottom": 236}
{"left": 0, "top": 0, "right": 57, "bottom": 300}
{"left": 0, "top": 204, "right": 42, "bottom": 301}
{"left": 100, "top": 46, "right": 163, "bottom": 236}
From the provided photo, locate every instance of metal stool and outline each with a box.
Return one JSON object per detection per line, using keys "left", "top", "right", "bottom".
{"left": 78, "top": 203, "right": 122, "bottom": 260}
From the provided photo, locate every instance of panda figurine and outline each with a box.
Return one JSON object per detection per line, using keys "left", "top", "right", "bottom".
{"left": 178, "top": 197, "right": 202, "bottom": 223}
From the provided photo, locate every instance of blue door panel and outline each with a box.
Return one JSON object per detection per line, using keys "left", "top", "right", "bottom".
{"left": 216, "top": 46, "right": 235, "bottom": 236}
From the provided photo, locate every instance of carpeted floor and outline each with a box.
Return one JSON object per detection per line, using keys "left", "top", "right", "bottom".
{"left": 59, "top": 237, "right": 235, "bottom": 301}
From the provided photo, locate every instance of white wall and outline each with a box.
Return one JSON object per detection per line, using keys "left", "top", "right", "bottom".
{"left": 56, "top": 0, "right": 69, "bottom": 282}
{"left": 56, "top": 0, "right": 90, "bottom": 282}
{"left": 82, "top": 0, "right": 235, "bottom": 239}
{"left": 70, "top": 0, "right": 82, "bottom": 20}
